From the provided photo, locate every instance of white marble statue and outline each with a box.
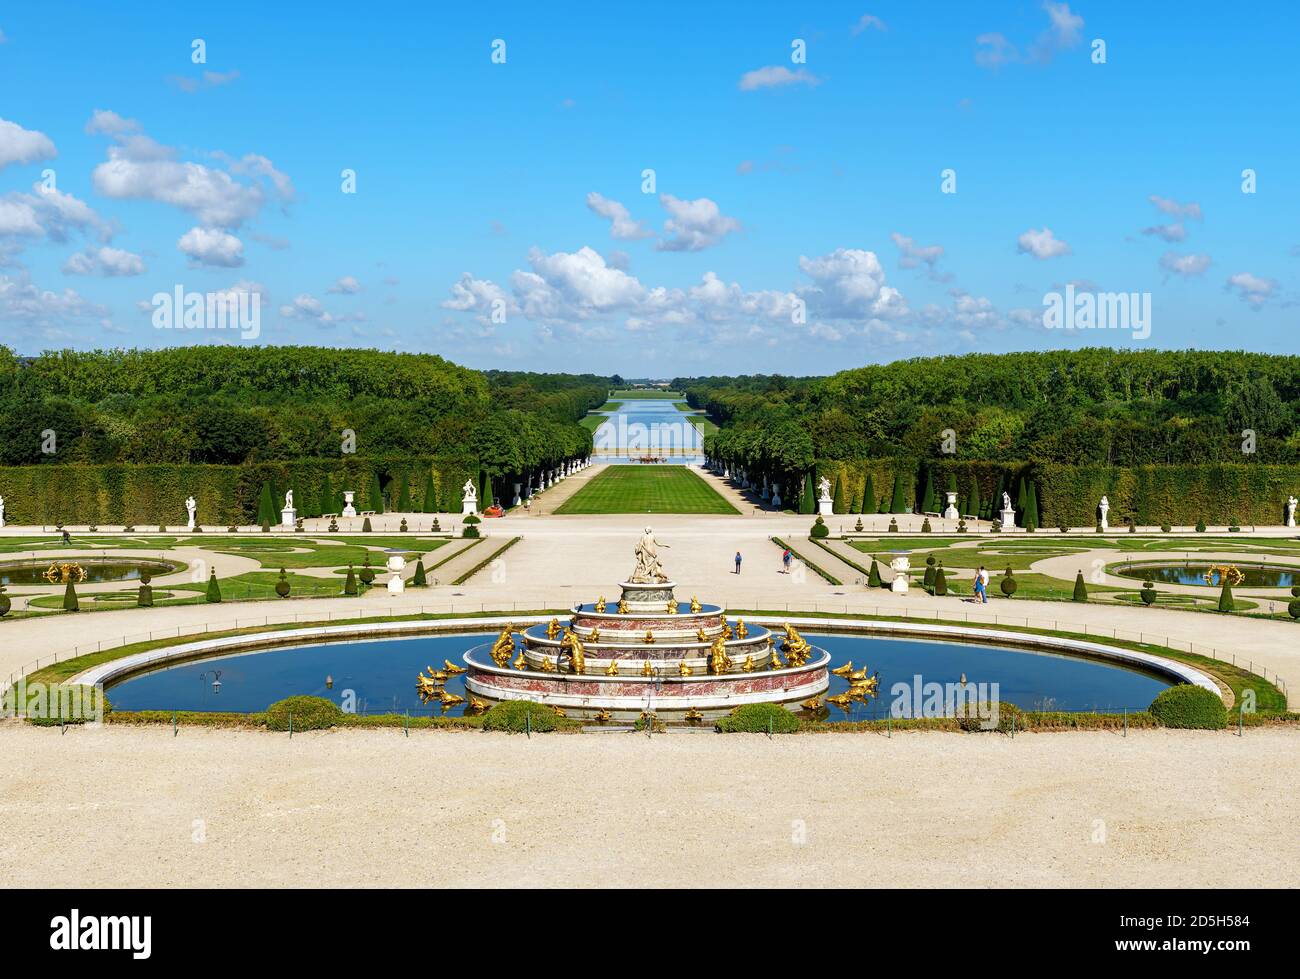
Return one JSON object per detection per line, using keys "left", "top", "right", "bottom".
{"left": 281, "top": 488, "right": 297, "bottom": 528}
{"left": 889, "top": 555, "right": 910, "bottom": 594}
{"left": 461, "top": 478, "right": 478, "bottom": 516}
{"left": 1287, "top": 495, "right": 1297, "bottom": 528}
{"left": 1099, "top": 495, "right": 1110, "bottom": 531}
{"left": 386, "top": 554, "right": 406, "bottom": 595}
{"left": 1, "top": 494, "right": 7, "bottom": 529}
{"left": 284, "top": 489, "right": 293, "bottom": 510}
{"left": 1000, "top": 490, "right": 1016, "bottom": 529}
{"left": 342, "top": 490, "right": 357, "bottom": 517}
{"left": 818, "top": 477, "right": 832, "bottom": 501}
{"left": 631, "top": 527, "right": 670, "bottom": 583}
{"left": 1002, "top": 491, "right": 1012, "bottom": 512}
{"left": 185, "top": 495, "right": 197, "bottom": 531}
{"left": 817, "top": 476, "right": 834, "bottom": 516}
{"left": 943, "top": 491, "right": 959, "bottom": 520}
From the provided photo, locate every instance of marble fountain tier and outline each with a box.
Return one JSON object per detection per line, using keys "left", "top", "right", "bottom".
{"left": 462, "top": 532, "right": 829, "bottom": 723}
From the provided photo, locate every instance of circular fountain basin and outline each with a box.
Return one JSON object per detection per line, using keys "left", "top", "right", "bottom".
{"left": 0, "top": 557, "right": 179, "bottom": 586}
{"left": 1115, "top": 561, "right": 1299, "bottom": 588}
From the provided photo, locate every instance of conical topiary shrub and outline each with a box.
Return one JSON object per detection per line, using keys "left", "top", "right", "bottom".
{"left": 275, "top": 568, "right": 291, "bottom": 598}
{"left": 422, "top": 471, "right": 438, "bottom": 513}
{"left": 867, "top": 559, "right": 882, "bottom": 588}
{"left": 137, "top": 572, "right": 153, "bottom": 608}
{"left": 921, "top": 470, "right": 935, "bottom": 514}
{"left": 923, "top": 556, "right": 936, "bottom": 589}
{"left": 0, "top": 584, "right": 9, "bottom": 617}
{"left": 396, "top": 473, "right": 412, "bottom": 512}
{"left": 412, "top": 559, "right": 427, "bottom": 587}
{"left": 861, "top": 473, "right": 875, "bottom": 516}
{"left": 832, "top": 473, "right": 847, "bottom": 515}
{"left": 62, "top": 579, "right": 80, "bottom": 611}
{"left": 344, "top": 564, "right": 358, "bottom": 596}
{"left": 800, "top": 474, "right": 816, "bottom": 515}
{"left": 921, "top": 517, "right": 932, "bottom": 533}
{"left": 362, "top": 516, "right": 373, "bottom": 533}
{"left": 966, "top": 479, "right": 981, "bottom": 520}
{"left": 1218, "top": 578, "right": 1234, "bottom": 613}
{"left": 1072, "top": 571, "right": 1088, "bottom": 602}
{"left": 257, "top": 481, "right": 276, "bottom": 527}
{"left": 933, "top": 563, "right": 947, "bottom": 596}
{"left": 206, "top": 570, "right": 222, "bottom": 603}
{"left": 368, "top": 472, "right": 385, "bottom": 514}
{"left": 890, "top": 473, "right": 908, "bottom": 514}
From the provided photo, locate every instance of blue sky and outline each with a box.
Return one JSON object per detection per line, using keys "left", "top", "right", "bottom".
{"left": 1, "top": 1, "right": 1295, "bottom": 375}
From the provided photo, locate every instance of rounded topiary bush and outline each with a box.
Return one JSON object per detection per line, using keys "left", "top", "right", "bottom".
{"left": 715, "top": 702, "right": 801, "bottom": 733}
{"left": 274, "top": 568, "right": 291, "bottom": 598}
{"left": 482, "top": 699, "right": 558, "bottom": 733}
{"left": 1148, "top": 685, "right": 1227, "bottom": 730}
{"left": 956, "top": 700, "right": 1020, "bottom": 733}
{"left": 1140, "top": 581, "right": 1157, "bottom": 606}
{"left": 265, "top": 695, "right": 343, "bottom": 731}
{"left": 1290, "top": 585, "right": 1300, "bottom": 620}
{"left": 0, "top": 584, "right": 10, "bottom": 617}
{"left": 810, "top": 516, "right": 829, "bottom": 538}
{"left": 1000, "top": 568, "right": 1017, "bottom": 597}
{"left": 1195, "top": 519, "right": 1206, "bottom": 533}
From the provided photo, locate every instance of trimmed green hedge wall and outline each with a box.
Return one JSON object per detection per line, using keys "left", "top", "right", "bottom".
{"left": 0, "top": 456, "right": 476, "bottom": 525}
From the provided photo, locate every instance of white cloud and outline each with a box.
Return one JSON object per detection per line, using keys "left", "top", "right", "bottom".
{"left": 1148, "top": 194, "right": 1202, "bottom": 221}
{"left": 1017, "top": 226, "right": 1071, "bottom": 259}
{"left": 326, "top": 275, "right": 362, "bottom": 294}
{"left": 441, "top": 273, "right": 515, "bottom": 326}
{"left": 975, "top": 33, "right": 1018, "bottom": 68}
{"left": 0, "top": 270, "right": 106, "bottom": 328}
{"left": 977, "top": 2, "right": 1083, "bottom": 68}
{"left": 1142, "top": 222, "right": 1186, "bottom": 243}
{"left": 891, "top": 231, "right": 945, "bottom": 275}
{"left": 738, "top": 66, "right": 822, "bottom": 91}
{"left": 279, "top": 293, "right": 365, "bottom": 326}
{"left": 1225, "top": 272, "right": 1276, "bottom": 308}
{"left": 170, "top": 70, "right": 241, "bottom": 93}
{"left": 851, "top": 14, "right": 887, "bottom": 35}
{"left": 798, "top": 248, "right": 906, "bottom": 320}
{"left": 178, "top": 226, "right": 245, "bottom": 267}
{"left": 62, "top": 246, "right": 146, "bottom": 277}
{"left": 586, "top": 192, "right": 653, "bottom": 240}
{"left": 656, "top": 194, "right": 741, "bottom": 252}
{"left": 85, "top": 109, "right": 140, "bottom": 136}
{"left": 0, "top": 117, "right": 56, "bottom": 170}
{"left": 1159, "top": 252, "right": 1211, "bottom": 277}
{"left": 0, "top": 184, "right": 111, "bottom": 245}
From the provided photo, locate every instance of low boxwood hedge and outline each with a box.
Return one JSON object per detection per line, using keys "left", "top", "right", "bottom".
{"left": 481, "top": 699, "right": 563, "bottom": 733}
{"left": 265, "top": 695, "right": 343, "bottom": 731}
{"left": 1148, "top": 684, "right": 1227, "bottom": 729}
{"left": 714, "top": 702, "right": 801, "bottom": 733}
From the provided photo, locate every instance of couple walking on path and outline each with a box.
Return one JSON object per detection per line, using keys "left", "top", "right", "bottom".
{"left": 971, "top": 565, "right": 990, "bottom": 603}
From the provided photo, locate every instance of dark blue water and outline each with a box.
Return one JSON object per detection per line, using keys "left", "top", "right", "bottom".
{"left": 105, "top": 631, "right": 1170, "bottom": 717}
{"left": 1117, "top": 563, "right": 1297, "bottom": 588}
{"left": 592, "top": 399, "right": 703, "bottom": 462}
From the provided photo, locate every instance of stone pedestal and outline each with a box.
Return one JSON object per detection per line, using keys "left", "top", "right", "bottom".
{"left": 889, "top": 556, "right": 910, "bottom": 594}
{"left": 770, "top": 485, "right": 782, "bottom": 508}
{"left": 281, "top": 506, "right": 297, "bottom": 529}
{"left": 386, "top": 555, "right": 406, "bottom": 594}
{"left": 1000, "top": 507, "right": 1016, "bottom": 529}
{"left": 511, "top": 483, "right": 522, "bottom": 507}
{"left": 818, "top": 498, "right": 833, "bottom": 516}
{"left": 619, "top": 580, "right": 677, "bottom": 613}
{"left": 943, "top": 492, "right": 959, "bottom": 520}
{"left": 342, "top": 491, "right": 357, "bottom": 517}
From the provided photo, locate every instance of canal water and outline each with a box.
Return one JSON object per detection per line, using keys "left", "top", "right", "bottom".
{"left": 591, "top": 398, "right": 704, "bottom": 464}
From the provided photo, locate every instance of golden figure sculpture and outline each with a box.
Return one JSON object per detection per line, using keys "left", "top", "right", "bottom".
{"left": 666, "top": 599, "right": 677, "bottom": 614}
{"left": 709, "top": 635, "right": 731, "bottom": 675}
{"left": 605, "top": 659, "right": 620, "bottom": 676}
{"left": 735, "top": 618, "right": 748, "bottom": 639}
{"left": 769, "top": 645, "right": 785, "bottom": 669}
{"left": 684, "top": 708, "right": 704, "bottom": 723}
{"left": 588, "top": 626, "right": 600, "bottom": 642}
{"left": 467, "top": 696, "right": 489, "bottom": 714}
{"left": 42, "top": 562, "right": 88, "bottom": 584}
{"left": 539, "top": 656, "right": 555, "bottom": 672}
{"left": 780, "top": 624, "right": 811, "bottom": 666}
{"left": 546, "top": 617, "right": 562, "bottom": 641}
{"left": 1203, "top": 564, "right": 1245, "bottom": 586}
{"left": 593, "top": 708, "right": 612, "bottom": 723}
{"left": 832, "top": 661, "right": 854, "bottom": 678}
{"left": 679, "top": 660, "right": 693, "bottom": 676}
{"left": 443, "top": 659, "right": 466, "bottom": 675}
{"left": 696, "top": 627, "right": 709, "bottom": 643}
{"left": 490, "top": 625, "right": 516, "bottom": 668}
{"left": 551, "top": 705, "right": 567, "bottom": 718}
{"left": 643, "top": 629, "right": 656, "bottom": 643}
{"left": 594, "top": 595, "right": 607, "bottom": 613}
{"left": 617, "top": 598, "right": 629, "bottom": 614}
{"left": 800, "top": 697, "right": 822, "bottom": 711}
{"left": 689, "top": 595, "right": 702, "bottom": 613}
{"left": 720, "top": 620, "right": 733, "bottom": 640}
{"left": 439, "top": 690, "right": 464, "bottom": 707}
{"left": 512, "top": 650, "right": 528, "bottom": 671}
{"left": 559, "top": 629, "right": 586, "bottom": 674}
{"left": 742, "top": 654, "right": 755, "bottom": 672}
{"left": 641, "top": 660, "right": 655, "bottom": 677}
{"left": 826, "top": 692, "right": 853, "bottom": 711}
{"left": 415, "top": 670, "right": 442, "bottom": 702}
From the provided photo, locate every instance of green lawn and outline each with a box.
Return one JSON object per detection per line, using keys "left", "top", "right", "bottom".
{"left": 555, "top": 465, "right": 738, "bottom": 514}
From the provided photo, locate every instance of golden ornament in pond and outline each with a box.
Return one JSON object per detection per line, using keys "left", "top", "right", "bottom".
{"left": 490, "top": 624, "right": 516, "bottom": 668}
{"left": 593, "top": 708, "right": 612, "bottom": 723}
{"left": 735, "top": 618, "right": 748, "bottom": 639}
{"left": 604, "top": 659, "right": 620, "bottom": 676}
{"left": 720, "top": 620, "right": 732, "bottom": 640}
{"left": 617, "top": 598, "right": 629, "bottom": 614}
{"left": 696, "top": 627, "right": 709, "bottom": 643}
{"left": 678, "top": 660, "right": 693, "bottom": 676}
{"left": 559, "top": 628, "right": 586, "bottom": 674}
{"left": 551, "top": 705, "right": 567, "bottom": 718}
{"left": 439, "top": 690, "right": 464, "bottom": 707}
{"left": 709, "top": 635, "right": 731, "bottom": 675}
{"left": 512, "top": 651, "right": 527, "bottom": 671}
{"left": 832, "top": 661, "right": 854, "bottom": 678}
{"left": 689, "top": 595, "right": 702, "bottom": 613}
{"left": 443, "top": 659, "right": 465, "bottom": 675}
{"left": 594, "top": 595, "right": 607, "bottom": 613}
{"left": 800, "top": 697, "right": 822, "bottom": 711}
{"left": 684, "top": 708, "right": 704, "bottom": 723}
{"left": 742, "top": 654, "right": 755, "bottom": 673}
{"left": 546, "top": 617, "right": 562, "bottom": 641}
{"left": 539, "top": 656, "right": 555, "bottom": 673}
{"left": 826, "top": 693, "right": 854, "bottom": 711}
{"left": 467, "top": 696, "right": 489, "bottom": 714}
{"left": 588, "top": 626, "right": 600, "bottom": 642}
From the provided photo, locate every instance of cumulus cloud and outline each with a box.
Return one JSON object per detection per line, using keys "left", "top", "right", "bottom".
{"left": 0, "top": 117, "right": 57, "bottom": 170}
{"left": 891, "top": 231, "right": 946, "bottom": 278}
{"left": 0, "top": 183, "right": 111, "bottom": 245}
{"left": 1159, "top": 252, "right": 1211, "bottom": 278}
{"left": 326, "top": 275, "right": 362, "bottom": 294}
{"left": 178, "top": 226, "right": 244, "bottom": 267}
{"left": 738, "top": 66, "right": 822, "bottom": 91}
{"left": 1149, "top": 195, "right": 1202, "bottom": 221}
{"left": 586, "top": 192, "right": 653, "bottom": 241}
{"left": 976, "top": 2, "right": 1083, "bottom": 68}
{"left": 1142, "top": 222, "right": 1187, "bottom": 243}
{"left": 277, "top": 292, "right": 363, "bottom": 326}
{"left": 85, "top": 109, "right": 140, "bottom": 136}
{"left": 656, "top": 194, "right": 741, "bottom": 252}
{"left": 89, "top": 113, "right": 292, "bottom": 228}
{"left": 1225, "top": 272, "right": 1276, "bottom": 309}
{"left": 62, "top": 246, "right": 146, "bottom": 277}
{"left": 1016, "top": 226, "right": 1071, "bottom": 259}
{"left": 852, "top": 14, "right": 887, "bottom": 35}
{"left": 0, "top": 270, "right": 106, "bottom": 328}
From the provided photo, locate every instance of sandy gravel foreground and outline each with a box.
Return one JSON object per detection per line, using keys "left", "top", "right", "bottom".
{"left": 1, "top": 723, "right": 1296, "bottom": 888}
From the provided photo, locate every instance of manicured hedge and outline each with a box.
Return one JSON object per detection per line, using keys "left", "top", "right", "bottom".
{"left": 481, "top": 699, "right": 567, "bottom": 733}
{"left": 715, "top": 702, "right": 802, "bottom": 733}
{"left": 264, "top": 695, "right": 344, "bottom": 731}
{"left": 1148, "top": 685, "right": 1227, "bottom": 730}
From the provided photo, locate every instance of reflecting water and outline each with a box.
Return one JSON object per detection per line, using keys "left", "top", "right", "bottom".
{"left": 0, "top": 559, "right": 175, "bottom": 586}
{"left": 1117, "top": 563, "right": 1298, "bottom": 588}
{"left": 105, "top": 631, "right": 1170, "bottom": 717}
{"left": 592, "top": 399, "right": 704, "bottom": 463}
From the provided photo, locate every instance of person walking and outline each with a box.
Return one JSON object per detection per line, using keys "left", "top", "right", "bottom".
{"left": 782, "top": 548, "right": 791, "bottom": 574}
{"left": 978, "top": 565, "right": 990, "bottom": 604}
{"left": 734, "top": 550, "right": 743, "bottom": 575}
